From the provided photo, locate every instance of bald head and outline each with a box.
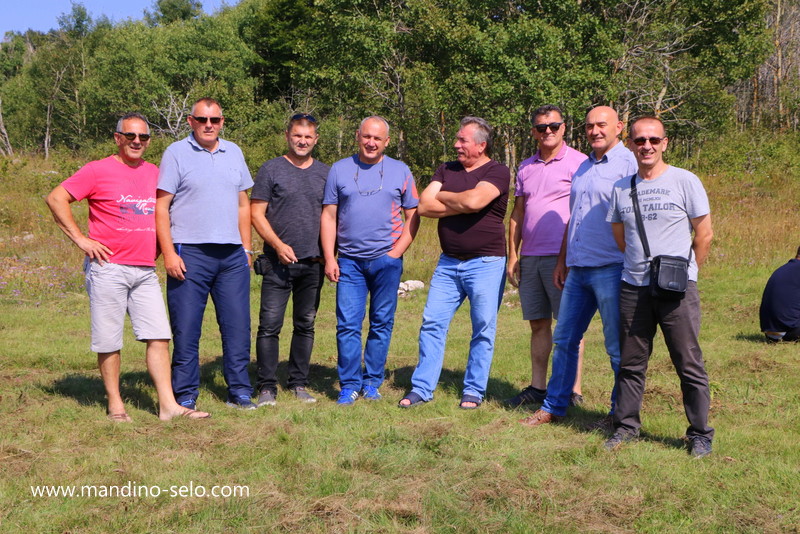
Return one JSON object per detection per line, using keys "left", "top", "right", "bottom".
{"left": 585, "top": 106, "right": 624, "bottom": 159}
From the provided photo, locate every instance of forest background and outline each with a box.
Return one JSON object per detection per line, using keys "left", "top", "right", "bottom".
{"left": 0, "top": 0, "right": 797, "bottom": 176}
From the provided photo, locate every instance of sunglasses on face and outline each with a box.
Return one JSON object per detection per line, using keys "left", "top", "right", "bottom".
{"left": 533, "top": 122, "right": 563, "bottom": 133}
{"left": 191, "top": 116, "right": 223, "bottom": 124}
{"left": 632, "top": 136, "right": 665, "bottom": 146}
{"left": 291, "top": 113, "right": 317, "bottom": 123}
{"left": 117, "top": 132, "right": 151, "bottom": 142}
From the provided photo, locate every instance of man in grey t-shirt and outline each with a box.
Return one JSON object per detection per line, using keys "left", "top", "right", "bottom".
{"left": 605, "top": 116, "right": 714, "bottom": 458}
{"left": 250, "top": 114, "right": 330, "bottom": 407}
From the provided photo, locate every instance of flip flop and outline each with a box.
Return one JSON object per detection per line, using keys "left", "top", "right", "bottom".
{"left": 180, "top": 408, "right": 211, "bottom": 419}
{"left": 459, "top": 394, "right": 482, "bottom": 410}
{"left": 107, "top": 413, "right": 132, "bottom": 423}
{"left": 398, "top": 391, "right": 427, "bottom": 408}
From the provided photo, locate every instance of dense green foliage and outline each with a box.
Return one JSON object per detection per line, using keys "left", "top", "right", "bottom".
{"left": 0, "top": 0, "right": 776, "bottom": 176}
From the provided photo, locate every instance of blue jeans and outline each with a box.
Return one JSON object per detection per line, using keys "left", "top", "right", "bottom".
{"left": 541, "top": 263, "right": 622, "bottom": 417}
{"left": 410, "top": 254, "right": 506, "bottom": 401}
{"left": 336, "top": 254, "right": 403, "bottom": 391}
{"left": 167, "top": 244, "right": 253, "bottom": 406}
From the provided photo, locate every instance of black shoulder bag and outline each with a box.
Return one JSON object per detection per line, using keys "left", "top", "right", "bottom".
{"left": 629, "top": 175, "right": 690, "bottom": 300}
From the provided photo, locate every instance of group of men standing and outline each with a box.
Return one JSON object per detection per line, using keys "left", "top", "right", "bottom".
{"left": 46, "top": 98, "right": 716, "bottom": 456}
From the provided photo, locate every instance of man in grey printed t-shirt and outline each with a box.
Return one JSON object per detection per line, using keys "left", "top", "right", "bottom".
{"left": 605, "top": 116, "right": 714, "bottom": 458}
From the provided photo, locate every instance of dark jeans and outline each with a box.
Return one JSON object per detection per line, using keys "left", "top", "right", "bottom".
{"left": 255, "top": 257, "right": 324, "bottom": 392}
{"left": 167, "top": 244, "right": 252, "bottom": 405}
{"left": 614, "top": 281, "right": 714, "bottom": 440}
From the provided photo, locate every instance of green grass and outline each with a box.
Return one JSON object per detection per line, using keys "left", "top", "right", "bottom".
{"left": 1, "top": 143, "right": 800, "bottom": 533}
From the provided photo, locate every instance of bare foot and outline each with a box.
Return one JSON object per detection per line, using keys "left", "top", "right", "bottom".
{"left": 399, "top": 398, "right": 411, "bottom": 407}
{"left": 160, "top": 407, "right": 211, "bottom": 421}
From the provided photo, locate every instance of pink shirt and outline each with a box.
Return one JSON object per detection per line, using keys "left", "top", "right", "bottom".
{"left": 515, "top": 143, "right": 587, "bottom": 256}
{"left": 61, "top": 156, "right": 159, "bottom": 266}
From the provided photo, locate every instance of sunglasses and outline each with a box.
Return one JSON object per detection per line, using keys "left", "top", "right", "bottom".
{"left": 291, "top": 113, "right": 317, "bottom": 123}
{"left": 533, "top": 122, "right": 563, "bottom": 133}
{"left": 632, "top": 136, "right": 665, "bottom": 146}
{"left": 191, "top": 116, "right": 223, "bottom": 124}
{"left": 117, "top": 132, "right": 151, "bottom": 142}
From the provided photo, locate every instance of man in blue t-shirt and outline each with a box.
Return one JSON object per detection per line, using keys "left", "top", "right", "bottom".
{"left": 156, "top": 97, "right": 255, "bottom": 411}
{"left": 320, "top": 116, "right": 420, "bottom": 405}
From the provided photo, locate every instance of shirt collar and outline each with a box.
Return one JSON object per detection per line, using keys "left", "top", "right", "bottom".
{"left": 188, "top": 133, "right": 226, "bottom": 153}
{"left": 588, "top": 139, "right": 624, "bottom": 164}
{"left": 533, "top": 142, "right": 568, "bottom": 164}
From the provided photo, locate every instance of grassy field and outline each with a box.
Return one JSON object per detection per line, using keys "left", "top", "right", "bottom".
{"left": 1, "top": 134, "right": 799, "bottom": 533}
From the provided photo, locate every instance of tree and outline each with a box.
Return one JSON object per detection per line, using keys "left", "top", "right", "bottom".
{"left": 145, "top": 0, "right": 204, "bottom": 25}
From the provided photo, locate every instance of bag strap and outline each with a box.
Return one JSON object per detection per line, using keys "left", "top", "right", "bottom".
{"left": 629, "top": 175, "right": 651, "bottom": 259}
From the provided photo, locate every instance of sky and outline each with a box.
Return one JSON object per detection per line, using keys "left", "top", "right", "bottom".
{"left": 1, "top": 0, "right": 230, "bottom": 38}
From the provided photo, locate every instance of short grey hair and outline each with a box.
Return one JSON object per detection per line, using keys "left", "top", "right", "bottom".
{"left": 359, "top": 115, "right": 390, "bottom": 136}
{"left": 116, "top": 112, "right": 150, "bottom": 134}
{"left": 460, "top": 116, "right": 493, "bottom": 155}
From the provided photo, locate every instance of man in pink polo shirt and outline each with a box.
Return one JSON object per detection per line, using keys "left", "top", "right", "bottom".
{"left": 46, "top": 112, "right": 209, "bottom": 422}
{"left": 506, "top": 105, "right": 588, "bottom": 408}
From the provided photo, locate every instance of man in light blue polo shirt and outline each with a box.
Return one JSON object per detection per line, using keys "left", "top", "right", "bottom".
{"left": 320, "top": 116, "right": 419, "bottom": 405}
{"left": 521, "top": 105, "right": 638, "bottom": 428}
{"left": 156, "top": 97, "right": 256, "bottom": 410}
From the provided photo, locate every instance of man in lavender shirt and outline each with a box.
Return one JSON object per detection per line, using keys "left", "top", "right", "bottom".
{"left": 506, "top": 105, "right": 588, "bottom": 409}
{"left": 520, "top": 106, "right": 638, "bottom": 429}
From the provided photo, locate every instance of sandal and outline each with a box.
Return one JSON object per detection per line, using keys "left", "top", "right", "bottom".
{"left": 107, "top": 412, "right": 132, "bottom": 423}
{"left": 398, "top": 391, "right": 427, "bottom": 408}
{"left": 459, "top": 394, "right": 482, "bottom": 410}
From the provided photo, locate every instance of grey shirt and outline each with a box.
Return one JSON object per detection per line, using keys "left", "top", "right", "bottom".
{"left": 607, "top": 165, "right": 710, "bottom": 286}
{"left": 251, "top": 156, "right": 330, "bottom": 260}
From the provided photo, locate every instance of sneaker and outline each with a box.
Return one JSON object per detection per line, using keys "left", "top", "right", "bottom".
{"left": 504, "top": 386, "right": 547, "bottom": 408}
{"left": 226, "top": 395, "right": 258, "bottom": 410}
{"left": 519, "top": 409, "right": 561, "bottom": 426}
{"left": 689, "top": 436, "right": 712, "bottom": 458}
{"left": 361, "top": 385, "right": 382, "bottom": 401}
{"left": 290, "top": 387, "right": 317, "bottom": 403}
{"left": 256, "top": 389, "right": 277, "bottom": 407}
{"left": 603, "top": 430, "right": 639, "bottom": 451}
{"left": 569, "top": 392, "right": 584, "bottom": 407}
{"left": 337, "top": 388, "right": 359, "bottom": 406}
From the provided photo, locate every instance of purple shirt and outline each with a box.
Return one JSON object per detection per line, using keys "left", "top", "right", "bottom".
{"left": 515, "top": 143, "right": 587, "bottom": 256}
{"left": 433, "top": 160, "right": 510, "bottom": 257}
{"left": 566, "top": 141, "right": 638, "bottom": 268}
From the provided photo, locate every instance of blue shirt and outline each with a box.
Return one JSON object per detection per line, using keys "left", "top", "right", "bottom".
{"left": 323, "top": 154, "right": 418, "bottom": 260}
{"left": 566, "top": 141, "right": 638, "bottom": 268}
{"left": 158, "top": 134, "right": 253, "bottom": 244}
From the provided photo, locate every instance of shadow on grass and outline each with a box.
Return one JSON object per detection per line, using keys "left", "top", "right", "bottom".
{"left": 388, "top": 365, "right": 516, "bottom": 401}
{"left": 735, "top": 332, "right": 770, "bottom": 343}
{"left": 44, "top": 370, "right": 159, "bottom": 415}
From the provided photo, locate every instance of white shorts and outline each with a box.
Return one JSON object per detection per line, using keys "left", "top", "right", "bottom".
{"left": 84, "top": 260, "right": 171, "bottom": 353}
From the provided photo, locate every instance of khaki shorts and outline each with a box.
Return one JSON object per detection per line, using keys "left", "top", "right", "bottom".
{"left": 519, "top": 255, "right": 563, "bottom": 321}
{"left": 84, "top": 260, "right": 171, "bottom": 353}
